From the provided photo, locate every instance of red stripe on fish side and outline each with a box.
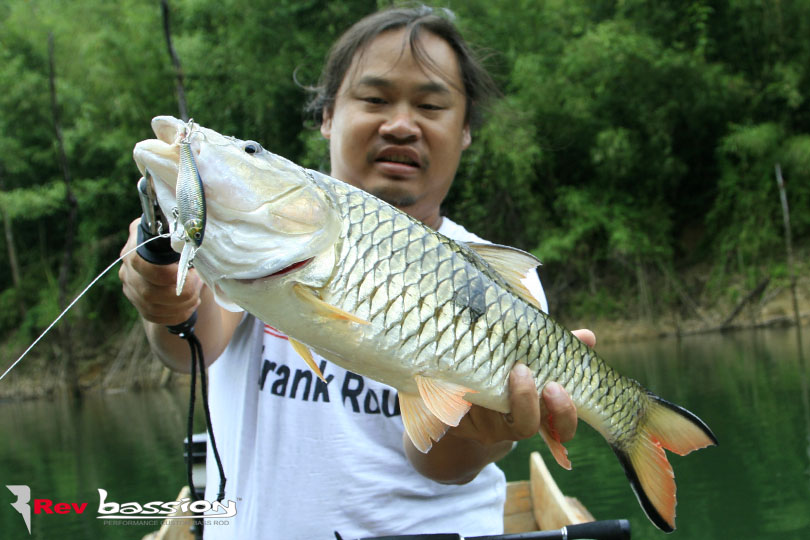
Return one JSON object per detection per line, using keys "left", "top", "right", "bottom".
{"left": 263, "top": 324, "right": 288, "bottom": 340}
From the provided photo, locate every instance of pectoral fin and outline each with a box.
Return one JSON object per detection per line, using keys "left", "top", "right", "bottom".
{"left": 292, "top": 283, "right": 370, "bottom": 325}
{"left": 288, "top": 338, "right": 325, "bottom": 382}
{"left": 414, "top": 375, "right": 475, "bottom": 427}
{"left": 399, "top": 392, "right": 449, "bottom": 453}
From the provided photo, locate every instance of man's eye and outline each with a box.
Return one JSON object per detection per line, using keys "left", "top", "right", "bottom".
{"left": 419, "top": 104, "right": 444, "bottom": 111}
{"left": 362, "top": 97, "right": 386, "bottom": 105}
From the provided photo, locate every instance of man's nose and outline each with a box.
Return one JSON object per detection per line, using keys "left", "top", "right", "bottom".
{"left": 379, "top": 107, "right": 420, "bottom": 142}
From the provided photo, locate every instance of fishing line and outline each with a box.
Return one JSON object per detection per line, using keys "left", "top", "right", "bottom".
{"left": 0, "top": 233, "right": 172, "bottom": 382}
{"left": 1, "top": 229, "right": 228, "bottom": 501}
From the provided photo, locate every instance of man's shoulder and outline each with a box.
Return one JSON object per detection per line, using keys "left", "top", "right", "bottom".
{"left": 437, "top": 216, "right": 488, "bottom": 243}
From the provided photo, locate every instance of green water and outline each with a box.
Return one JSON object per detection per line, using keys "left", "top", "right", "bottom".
{"left": 0, "top": 388, "right": 193, "bottom": 539}
{"left": 499, "top": 327, "right": 810, "bottom": 540}
{"left": 1, "top": 327, "right": 809, "bottom": 539}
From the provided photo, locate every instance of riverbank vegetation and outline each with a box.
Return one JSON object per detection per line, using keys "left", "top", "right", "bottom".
{"left": 1, "top": 0, "right": 808, "bottom": 395}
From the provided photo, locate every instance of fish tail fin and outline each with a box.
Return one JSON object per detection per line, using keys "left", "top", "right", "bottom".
{"left": 613, "top": 394, "right": 717, "bottom": 532}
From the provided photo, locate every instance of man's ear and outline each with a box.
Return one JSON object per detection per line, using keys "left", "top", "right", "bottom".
{"left": 461, "top": 124, "right": 471, "bottom": 150}
{"left": 320, "top": 108, "right": 333, "bottom": 139}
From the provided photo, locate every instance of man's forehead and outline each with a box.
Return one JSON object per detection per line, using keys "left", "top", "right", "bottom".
{"left": 354, "top": 75, "right": 452, "bottom": 95}
{"left": 341, "top": 29, "right": 464, "bottom": 94}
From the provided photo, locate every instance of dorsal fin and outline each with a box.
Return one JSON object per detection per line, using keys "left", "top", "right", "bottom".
{"left": 466, "top": 242, "right": 543, "bottom": 310}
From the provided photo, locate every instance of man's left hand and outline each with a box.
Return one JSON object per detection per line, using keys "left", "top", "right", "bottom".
{"left": 405, "top": 329, "right": 595, "bottom": 483}
{"left": 448, "top": 328, "right": 596, "bottom": 446}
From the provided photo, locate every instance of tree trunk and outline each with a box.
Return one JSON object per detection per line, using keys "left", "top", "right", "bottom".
{"left": 48, "top": 32, "right": 80, "bottom": 398}
{"left": 0, "top": 165, "right": 24, "bottom": 315}
{"left": 635, "top": 256, "right": 653, "bottom": 321}
{"left": 775, "top": 165, "right": 802, "bottom": 330}
{"left": 161, "top": 0, "right": 189, "bottom": 121}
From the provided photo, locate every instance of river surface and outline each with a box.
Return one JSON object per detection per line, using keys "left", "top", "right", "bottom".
{"left": 500, "top": 326, "right": 810, "bottom": 540}
{"left": 1, "top": 327, "right": 808, "bottom": 539}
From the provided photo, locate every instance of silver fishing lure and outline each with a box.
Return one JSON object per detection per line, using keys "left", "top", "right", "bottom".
{"left": 174, "top": 119, "right": 206, "bottom": 295}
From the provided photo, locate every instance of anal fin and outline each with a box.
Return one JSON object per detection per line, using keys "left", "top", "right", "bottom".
{"left": 399, "top": 392, "right": 449, "bottom": 453}
{"left": 414, "top": 375, "right": 474, "bottom": 427}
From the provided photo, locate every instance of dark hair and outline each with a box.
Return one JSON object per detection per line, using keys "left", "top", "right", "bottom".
{"left": 304, "top": 5, "right": 499, "bottom": 131}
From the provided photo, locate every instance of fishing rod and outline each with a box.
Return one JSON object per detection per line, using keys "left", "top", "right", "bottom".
{"left": 136, "top": 170, "right": 226, "bottom": 504}
{"left": 471, "top": 519, "right": 630, "bottom": 540}
{"left": 337, "top": 519, "right": 631, "bottom": 540}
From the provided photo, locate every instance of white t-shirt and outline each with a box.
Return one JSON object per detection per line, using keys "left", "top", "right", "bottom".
{"left": 203, "top": 217, "right": 547, "bottom": 539}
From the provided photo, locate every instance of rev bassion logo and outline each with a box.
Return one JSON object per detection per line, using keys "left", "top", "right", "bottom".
{"left": 6, "top": 485, "right": 236, "bottom": 535}
{"left": 96, "top": 489, "right": 237, "bottom": 519}
{"left": 7, "top": 485, "right": 32, "bottom": 534}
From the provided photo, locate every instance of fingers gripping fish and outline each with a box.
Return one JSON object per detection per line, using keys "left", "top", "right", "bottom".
{"left": 133, "top": 116, "right": 717, "bottom": 533}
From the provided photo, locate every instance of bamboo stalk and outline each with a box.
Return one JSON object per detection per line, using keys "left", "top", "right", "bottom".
{"left": 775, "top": 164, "right": 802, "bottom": 333}
{"left": 48, "top": 31, "right": 80, "bottom": 397}
{"left": 0, "top": 165, "right": 23, "bottom": 293}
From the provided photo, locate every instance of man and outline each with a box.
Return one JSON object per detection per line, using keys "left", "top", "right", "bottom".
{"left": 120, "top": 6, "right": 592, "bottom": 539}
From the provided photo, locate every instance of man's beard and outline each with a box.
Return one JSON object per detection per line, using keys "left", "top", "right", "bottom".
{"left": 370, "top": 187, "right": 418, "bottom": 209}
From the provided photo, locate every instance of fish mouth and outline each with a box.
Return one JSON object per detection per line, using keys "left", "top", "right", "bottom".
{"left": 132, "top": 117, "right": 193, "bottom": 178}
{"left": 153, "top": 116, "right": 187, "bottom": 144}
{"left": 232, "top": 257, "right": 314, "bottom": 284}
{"left": 133, "top": 139, "right": 179, "bottom": 180}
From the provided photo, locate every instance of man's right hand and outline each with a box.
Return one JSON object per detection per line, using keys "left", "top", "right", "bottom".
{"left": 119, "top": 218, "right": 203, "bottom": 326}
{"left": 118, "top": 217, "right": 242, "bottom": 372}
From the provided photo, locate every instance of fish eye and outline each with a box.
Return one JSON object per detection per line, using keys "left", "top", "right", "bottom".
{"left": 243, "top": 141, "right": 263, "bottom": 155}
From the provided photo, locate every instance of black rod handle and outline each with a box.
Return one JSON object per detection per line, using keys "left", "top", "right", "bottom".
{"left": 135, "top": 213, "right": 197, "bottom": 335}
{"left": 565, "top": 519, "right": 631, "bottom": 540}
{"left": 471, "top": 519, "right": 631, "bottom": 540}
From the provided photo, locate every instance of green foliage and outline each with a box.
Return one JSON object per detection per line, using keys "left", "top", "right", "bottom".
{"left": 1, "top": 0, "right": 808, "bottom": 347}
{"left": 706, "top": 122, "right": 810, "bottom": 298}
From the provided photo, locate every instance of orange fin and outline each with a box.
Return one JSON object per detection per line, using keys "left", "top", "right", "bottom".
{"left": 539, "top": 420, "right": 572, "bottom": 470}
{"left": 398, "top": 392, "right": 449, "bottom": 453}
{"left": 288, "top": 338, "right": 325, "bottom": 382}
{"left": 615, "top": 394, "right": 717, "bottom": 532}
{"left": 414, "top": 375, "right": 475, "bottom": 427}
{"left": 292, "top": 283, "right": 370, "bottom": 325}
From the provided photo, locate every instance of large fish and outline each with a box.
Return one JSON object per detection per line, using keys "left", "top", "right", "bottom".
{"left": 133, "top": 116, "right": 716, "bottom": 532}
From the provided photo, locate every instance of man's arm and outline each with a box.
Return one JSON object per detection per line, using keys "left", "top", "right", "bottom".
{"left": 119, "top": 218, "right": 242, "bottom": 372}
{"left": 405, "top": 329, "right": 596, "bottom": 484}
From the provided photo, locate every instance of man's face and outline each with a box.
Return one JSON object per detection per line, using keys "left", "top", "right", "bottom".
{"left": 321, "top": 28, "right": 471, "bottom": 229}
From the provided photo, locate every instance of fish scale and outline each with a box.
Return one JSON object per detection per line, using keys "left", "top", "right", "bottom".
{"left": 322, "top": 177, "right": 593, "bottom": 405}
{"left": 133, "top": 116, "right": 717, "bottom": 532}
{"left": 306, "top": 170, "right": 710, "bottom": 526}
